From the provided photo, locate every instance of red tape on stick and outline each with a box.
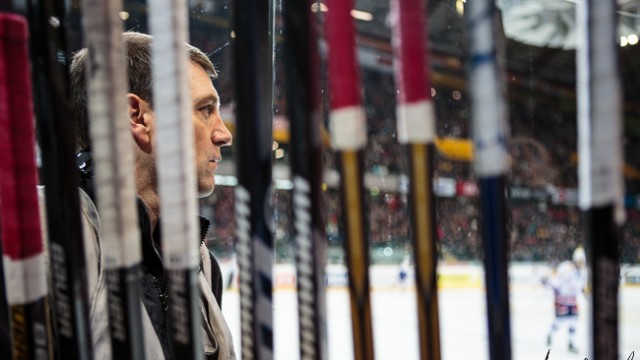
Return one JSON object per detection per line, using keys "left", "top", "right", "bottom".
{"left": 0, "top": 13, "right": 43, "bottom": 269}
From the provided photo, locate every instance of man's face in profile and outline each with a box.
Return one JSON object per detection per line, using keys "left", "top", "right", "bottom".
{"left": 188, "top": 62, "right": 232, "bottom": 197}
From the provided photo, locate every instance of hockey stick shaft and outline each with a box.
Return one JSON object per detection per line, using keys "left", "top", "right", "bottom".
{"left": 466, "top": 1, "right": 512, "bottom": 359}
{"left": 80, "top": 0, "right": 144, "bottom": 358}
{"left": 233, "top": 0, "right": 276, "bottom": 358}
{"left": 576, "top": 1, "right": 622, "bottom": 359}
{"left": 389, "top": 0, "right": 441, "bottom": 358}
{"left": 282, "top": 0, "right": 328, "bottom": 359}
{"left": 148, "top": 0, "right": 201, "bottom": 358}
{"left": 0, "top": 12, "right": 11, "bottom": 360}
{"left": 0, "top": 13, "right": 53, "bottom": 360}
{"left": 324, "top": 1, "right": 374, "bottom": 359}
{"left": 26, "top": 0, "right": 93, "bottom": 357}
{"left": 0, "top": 239, "right": 11, "bottom": 360}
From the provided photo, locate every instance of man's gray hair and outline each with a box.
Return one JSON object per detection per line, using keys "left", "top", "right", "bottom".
{"left": 69, "top": 31, "right": 218, "bottom": 151}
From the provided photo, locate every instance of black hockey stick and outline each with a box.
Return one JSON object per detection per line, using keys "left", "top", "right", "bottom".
{"left": 233, "top": 0, "right": 276, "bottom": 358}
{"left": 576, "top": 1, "right": 622, "bottom": 359}
{"left": 389, "top": 0, "right": 441, "bottom": 358}
{"left": 26, "top": 0, "right": 93, "bottom": 358}
{"left": 466, "top": 2, "right": 512, "bottom": 360}
{"left": 148, "top": 0, "right": 202, "bottom": 358}
{"left": 0, "top": 13, "right": 53, "bottom": 360}
{"left": 324, "top": 0, "right": 374, "bottom": 359}
{"left": 282, "top": 0, "right": 328, "bottom": 359}
{"left": 80, "top": 0, "right": 145, "bottom": 358}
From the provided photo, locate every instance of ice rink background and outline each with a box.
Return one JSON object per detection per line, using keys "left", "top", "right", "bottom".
{"left": 220, "top": 262, "right": 640, "bottom": 360}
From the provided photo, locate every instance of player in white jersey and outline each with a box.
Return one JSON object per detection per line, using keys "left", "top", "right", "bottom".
{"left": 545, "top": 247, "right": 587, "bottom": 353}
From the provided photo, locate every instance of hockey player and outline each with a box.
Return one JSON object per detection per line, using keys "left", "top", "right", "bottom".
{"left": 545, "top": 246, "right": 588, "bottom": 353}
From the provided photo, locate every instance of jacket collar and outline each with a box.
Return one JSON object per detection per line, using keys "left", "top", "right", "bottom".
{"left": 139, "top": 200, "right": 211, "bottom": 275}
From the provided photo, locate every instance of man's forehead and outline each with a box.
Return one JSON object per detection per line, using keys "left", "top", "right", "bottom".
{"left": 189, "top": 63, "right": 220, "bottom": 102}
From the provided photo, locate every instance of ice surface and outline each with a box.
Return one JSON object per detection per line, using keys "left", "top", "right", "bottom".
{"left": 221, "top": 268, "right": 640, "bottom": 360}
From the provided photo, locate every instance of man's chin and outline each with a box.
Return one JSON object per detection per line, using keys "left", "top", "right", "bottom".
{"left": 197, "top": 183, "right": 215, "bottom": 198}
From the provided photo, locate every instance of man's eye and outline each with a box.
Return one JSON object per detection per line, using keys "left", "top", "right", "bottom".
{"left": 200, "top": 105, "right": 213, "bottom": 118}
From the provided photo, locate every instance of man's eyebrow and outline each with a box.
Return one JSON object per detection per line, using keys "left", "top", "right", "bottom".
{"left": 194, "top": 94, "right": 219, "bottom": 107}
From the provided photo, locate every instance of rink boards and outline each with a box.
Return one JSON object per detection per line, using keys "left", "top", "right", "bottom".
{"left": 220, "top": 261, "right": 640, "bottom": 291}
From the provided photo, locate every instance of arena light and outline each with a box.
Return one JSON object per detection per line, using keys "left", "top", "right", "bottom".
{"left": 316, "top": 4, "right": 372, "bottom": 21}
{"left": 621, "top": 35, "right": 628, "bottom": 47}
{"left": 351, "top": 9, "right": 373, "bottom": 21}
{"left": 214, "top": 174, "right": 238, "bottom": 187}
{"left": 456, "top": 0, "right": 465, "bottom": 16}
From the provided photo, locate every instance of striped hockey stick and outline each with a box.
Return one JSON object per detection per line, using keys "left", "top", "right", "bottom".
{"left": 26, "top": 0, "right": 93, "bottom": 357}
{"left": 233, "top": 0, "right": 276, "bottom": 358}
{"left": 81, "top": 0, "right": 145, "bottom": 358}
{"left": 576, "top": 1, "right": 623, "bottom": 359}
{"left": 389, "top": 0, "right": 441, "bottom": 359}
{"left": 324, "top": 1, "right": 374, "bottom": 359}
{"left": 282, "top": 0, "right": 328, "bottom": 359}
{"left": 0, "top": 13, "right": 53, "bottom": 360}
{"left": 465, "top": 2, "right": 512, "bottom": 360}
{"left": 148, "top": 0, "right": 202, "bottom": 358}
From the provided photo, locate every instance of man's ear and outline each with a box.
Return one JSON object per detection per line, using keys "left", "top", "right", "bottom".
{"left": 128, "top": 93, "right": 153, "bottom": 154}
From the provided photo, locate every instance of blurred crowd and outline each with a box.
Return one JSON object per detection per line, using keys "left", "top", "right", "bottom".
{"left": 203, "top": 186, "right": 640, "bottom": 264}
{"left": 184, "top": 11, "right": 640, "bottom": 265}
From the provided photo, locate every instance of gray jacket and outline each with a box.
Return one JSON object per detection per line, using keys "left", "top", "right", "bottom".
{"left": 38, "top": 187, "right": 236, "bottom": 359}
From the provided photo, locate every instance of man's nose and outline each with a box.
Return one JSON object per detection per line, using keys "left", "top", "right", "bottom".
{"left": 212, "top": 115, "right": 232, "bottom": 147}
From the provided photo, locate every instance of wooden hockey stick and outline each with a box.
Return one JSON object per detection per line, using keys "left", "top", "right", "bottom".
{"left": 389, "top": 0, "right": 441, "bottom": 358}
{"left": 325, "top": 1, "right": 374, "bottom": 359}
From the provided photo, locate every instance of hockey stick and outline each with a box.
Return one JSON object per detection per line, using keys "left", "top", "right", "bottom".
{"left": 465, "top": 2, "right": 512, "bottom": 360}
{"left": 233, "top": 0, "right": 276, "bottom": 358}
{"left": 80, "top": 0, "right": 144, "bottom": 358}
{"left": 389, "top": 0, "right": 441, "bottom": 359}
{"left": 26, "top": 0, "right": 93, "bottom": 357}
{"left": 148, "top": 0, "right": 202, "bottom": 358}
{"left": 0, "top": 237, "right": 11, "bottom": 360}
{"left": 0, "top": 13, "right": 53, "bottom": 360}
{"left": 576, "top": 1, "right": 623, "bottom": 359}
{"left": 282, "top": 0, "right": 328, "bottom": 359}
{"left": 324, "top": 1, "right": 374, "bottom": 359}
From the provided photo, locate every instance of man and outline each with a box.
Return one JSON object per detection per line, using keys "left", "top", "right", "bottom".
{"left": 68, "top": 31, "right": 235, "bottom": 359}
{"left": 544, "top": 246, "right": 587, "bottom": 353}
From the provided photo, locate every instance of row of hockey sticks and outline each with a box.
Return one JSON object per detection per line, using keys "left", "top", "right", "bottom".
{"left": 322, "top": 0, "right": 445, "bottom": 359}
{"left": 31, "top": 0, "right": 94, "bottom": 356}
{"left": 0, "top": 0, "right": 624, "bottom": 359}
{"left": 0, "top": 0, "right": 223, "bottom": 359}
{"left": 0, "top": 0, "right": 277, "bottom": 359}
{"left": 322, "top": 1, "right": 623, "bottom": 360}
